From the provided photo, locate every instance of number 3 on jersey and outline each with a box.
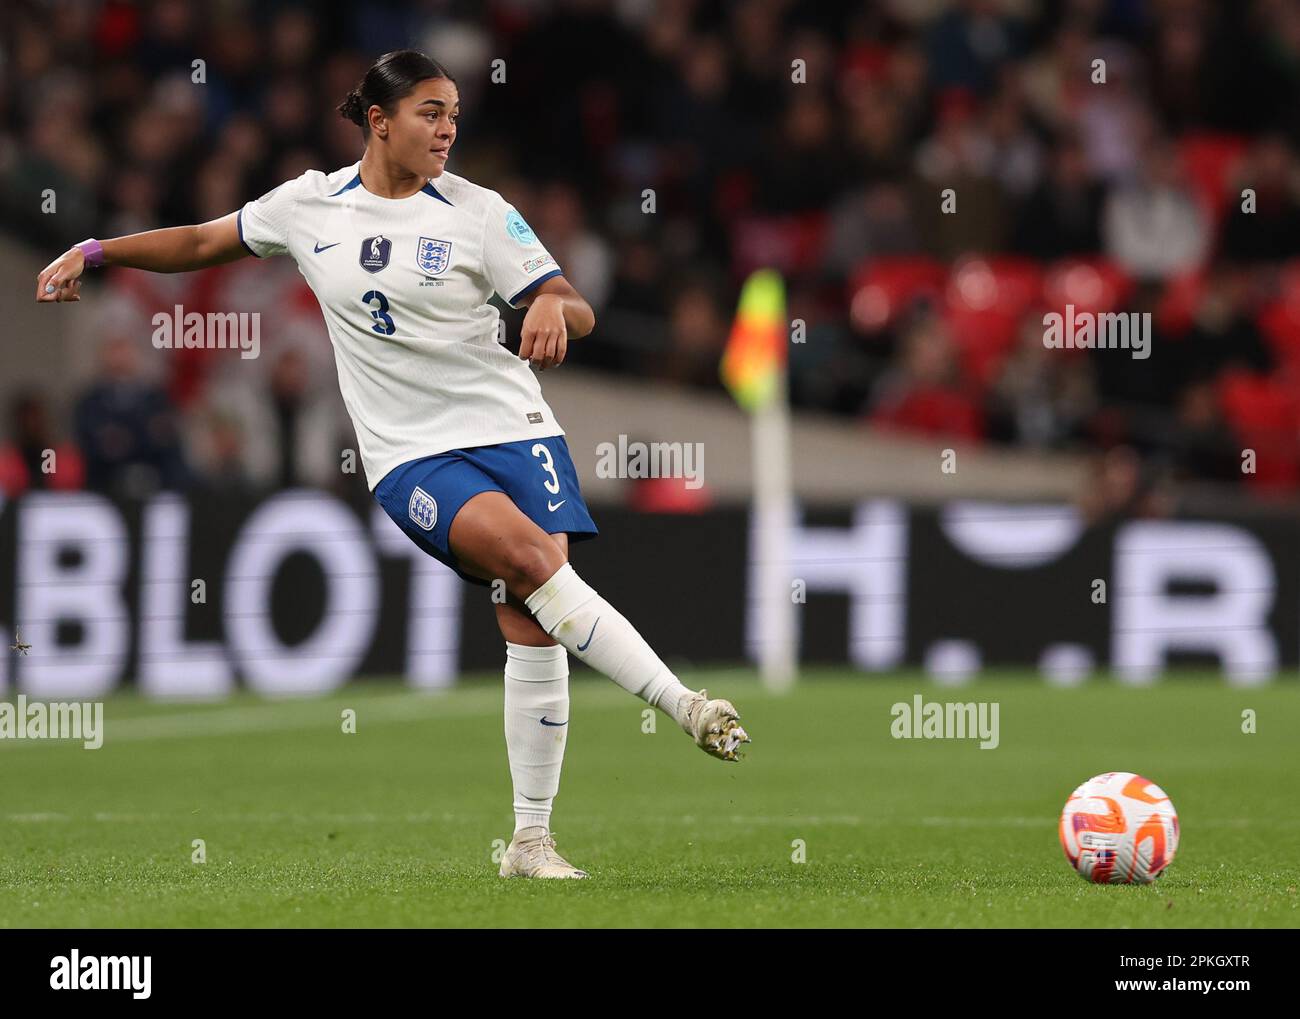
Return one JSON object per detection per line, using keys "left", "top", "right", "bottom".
{"left": 361, "top": 290, "right": 396, "bottom": 335}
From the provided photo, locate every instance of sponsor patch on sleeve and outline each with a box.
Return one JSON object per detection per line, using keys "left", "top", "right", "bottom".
{"left": 521, "top": 254, "right": 557, "bottom": 274}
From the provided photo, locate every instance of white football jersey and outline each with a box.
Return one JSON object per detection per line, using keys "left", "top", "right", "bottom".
{"left": 237, "top": 161, "right": 567, "bottom": 489}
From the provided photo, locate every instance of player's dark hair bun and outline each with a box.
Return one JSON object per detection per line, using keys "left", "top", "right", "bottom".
{"left": 338, "top": 89, "right": 367, "bottom": 127}
{"left": 337, "top": 50, "right": 456, "bottom": 135}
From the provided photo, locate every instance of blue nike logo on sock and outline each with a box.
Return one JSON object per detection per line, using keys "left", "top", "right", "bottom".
{"left": 576, "top": 617, "right": 600, "bottom": 652}
{"left": 540, "top": 716, "right": 568, "bottom": 727}
{"left": 313, "top": 241, "right": 340, "bottom": 253}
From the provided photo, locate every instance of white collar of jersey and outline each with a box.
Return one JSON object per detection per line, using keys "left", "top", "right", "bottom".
{"left": 329, "top": 163, "right": 453, "bottom": 206}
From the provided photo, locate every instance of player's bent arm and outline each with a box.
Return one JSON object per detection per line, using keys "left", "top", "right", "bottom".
{"left": 516, "top": 276, "right": 595, "bottom": 371}
{"left": 518, "top": 276, "right": 595, "bottom": 339}
{"left": 36, "top": 212, "right": 249, "bottom": 303}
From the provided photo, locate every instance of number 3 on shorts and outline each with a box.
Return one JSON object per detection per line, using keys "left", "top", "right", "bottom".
{"left": 532, "top": 442, "right": 561, "bottom": 494}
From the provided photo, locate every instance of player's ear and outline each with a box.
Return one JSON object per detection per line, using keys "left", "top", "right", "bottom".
{"left": 368, "top": 104, "right": 387, "bottom": 139}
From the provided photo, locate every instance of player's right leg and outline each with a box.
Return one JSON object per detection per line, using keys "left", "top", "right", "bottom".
{"left": 449, "top": 490, "right": 750, "bottom": 761}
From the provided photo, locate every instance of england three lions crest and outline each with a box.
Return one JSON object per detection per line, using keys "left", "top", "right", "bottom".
{"left": 416, "top": 237, "right": 452, "bottom": 277}
{"left": 408, "top": 486, "right": 437, "bottom": 531}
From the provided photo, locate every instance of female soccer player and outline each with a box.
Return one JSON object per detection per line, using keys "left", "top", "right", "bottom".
{"left": 35, "top": 50, "right": 749, "bottom": 879}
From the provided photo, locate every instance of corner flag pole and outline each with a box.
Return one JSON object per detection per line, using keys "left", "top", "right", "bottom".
{"left": 719, "top": 269, "right": 797, "bottom": 692}
{"left": 751, "top": 367, "right": 796, "bottom": 691}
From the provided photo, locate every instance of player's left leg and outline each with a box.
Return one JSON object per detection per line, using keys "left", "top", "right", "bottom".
{"left": 493, "top": 534, "right": 586, "bottom": 878}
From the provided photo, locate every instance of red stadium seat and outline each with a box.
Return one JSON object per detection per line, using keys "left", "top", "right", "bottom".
{"left": 731, "top": 212, "right": 828, "bottom": 278}
{"left": 869, "top": 386, "right": 984, "bottom": 440}
{"left": 1178, "top": 133, "right": 1249, "bottom": 227}
{"left": 1256, "top": 299, "right": 1300, "bottom": 365}
{"left": 1256, "top": 258, "right": 1300, "bottom": 367}
{"left": 627, "top": 475, "right": 714, "bottom": 513}
{"left": 1217, "top": 369, "right": 1300, "bottom": 488}
{"left": 943, "top": 256, "right": 1044, "bottom": 385}
{"left": 848, "top": 256, "right": 947, "bottom": 332}
{"left": 1043, "top": 258, "right": 1134, "bottom": 318}
{"left": 840, "top": 42, "right": 892, "bottom": 86}
{"left": 1155, "top": 270, "right": 1206, "bottom": 336}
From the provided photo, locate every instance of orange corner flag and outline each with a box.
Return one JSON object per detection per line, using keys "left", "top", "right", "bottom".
{"left": 720, "top": 269, "right": 787, "bottom": 412}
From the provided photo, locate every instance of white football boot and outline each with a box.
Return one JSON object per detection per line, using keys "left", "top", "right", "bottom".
{"left": 498, "top": 826, "right": 589, "bottom": 879}
{"left": 678, "top": 689, "right": 751, "bottom": 762}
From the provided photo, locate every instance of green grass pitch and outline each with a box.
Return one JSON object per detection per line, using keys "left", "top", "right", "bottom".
{"left": 1, "top": 669, "right": 1296, "bottom": 928}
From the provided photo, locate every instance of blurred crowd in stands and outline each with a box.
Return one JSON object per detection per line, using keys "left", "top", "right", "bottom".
{"left": 4, "top": 0, "right": 1300, "bottom": 501}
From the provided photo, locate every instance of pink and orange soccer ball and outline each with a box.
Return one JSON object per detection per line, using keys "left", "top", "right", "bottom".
{"left": 1059, "top": 772, "right": 1180, "bottom": 884}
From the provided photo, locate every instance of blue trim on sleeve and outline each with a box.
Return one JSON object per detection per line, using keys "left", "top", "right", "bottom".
{"left": 509, "top": 268, "right": 564, "bottom": 307}
{"left": 236, "top": 208, "right": 261, "bottom": 258}
{"left": 420, "top": 181, "right": 453, "bottom": 206}
{"left": 329, "top": 174, "right": 362, "bottom": 197}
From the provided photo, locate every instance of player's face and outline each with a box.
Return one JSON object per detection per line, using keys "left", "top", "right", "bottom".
{"left": 391, "top": 77, "right": 459, "bottom": 178}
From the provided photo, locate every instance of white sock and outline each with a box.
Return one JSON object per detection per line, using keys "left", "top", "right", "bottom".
{"left": 504, "top": 641, "right": 570, "bottom": 834}
{"left": 523, "top": 563, "right": 695, "bottom": 722}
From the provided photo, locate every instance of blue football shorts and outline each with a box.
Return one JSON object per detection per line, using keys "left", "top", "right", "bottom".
{"left": 373, "top": 434, "right": 598, "bottom": 586}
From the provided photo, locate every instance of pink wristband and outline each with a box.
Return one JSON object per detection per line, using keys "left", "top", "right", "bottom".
{"left": 76, "top": 238, "right": 105, "bottom": 267}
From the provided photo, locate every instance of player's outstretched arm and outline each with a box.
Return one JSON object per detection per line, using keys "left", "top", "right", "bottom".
{"left": 517, "top": 275, "right": 595, "bottom": 371}
{"left": 35, "top": 212, "right": 249, "bottom": 303}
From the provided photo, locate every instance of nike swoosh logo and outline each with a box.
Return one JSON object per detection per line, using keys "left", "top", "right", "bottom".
{"left": 547, "top": 499, "right": 566, "bottom": 512}
{"left": 539, "top": 716, "right": 568, "bottom": 727}
{"left": 576, "top": 617, "right": 600, "bottom": 652}
{"left": 314, "top": 241, "right": 340, "bottom": 253}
